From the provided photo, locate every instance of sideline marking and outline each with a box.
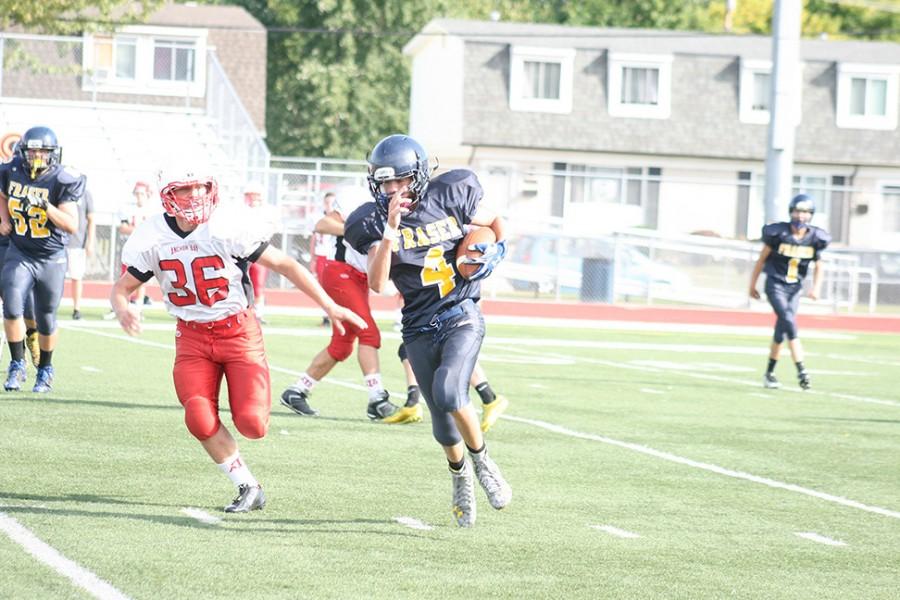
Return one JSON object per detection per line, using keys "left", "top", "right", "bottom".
{"left": 68, "top": 325, "right": 900, "bottom": 522}
{"left": 795, "top": 532, "right": 846, "bottom": 547}
{"left": 0, "top": 512, "right": 131, "bottom": 600}
{"left": 180, "top": 508, "right": 222, "bottom": 526}
{"left": 393, "top": 516, "right": 433, "bottom": 531}
{"left": 503, "top": 414, "right": 900, "bottom": 521}
{"left": 590, "top": 524, "right": 640, "bottom": 538}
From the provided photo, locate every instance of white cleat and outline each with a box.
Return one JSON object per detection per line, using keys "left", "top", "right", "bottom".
{"left": 471, "top": 451, "right": 512, "bottom": 510}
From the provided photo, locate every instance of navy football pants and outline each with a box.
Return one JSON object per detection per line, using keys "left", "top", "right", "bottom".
{"left": 765, "top": 277, "right": 802, "bottom": 344}
{"left": 404, "top": 299, "right": 485, "bottom": 447}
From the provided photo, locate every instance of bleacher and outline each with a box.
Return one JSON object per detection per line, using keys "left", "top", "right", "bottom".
{"left": 0, "top": 98, "right": 241, "bottom": 222}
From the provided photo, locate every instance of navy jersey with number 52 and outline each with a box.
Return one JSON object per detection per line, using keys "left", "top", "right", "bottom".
{"left": 762, "top": 222, "right": 831, "bottom": 285}
{"left": 344, "top": 169, "right": 483, "bottom": 334}
{"left": 0, "top": 155, "right": 85, "bottom": 258}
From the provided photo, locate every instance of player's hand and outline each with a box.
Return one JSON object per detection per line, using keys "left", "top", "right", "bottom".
{"left": 325, "top": 303, "right": 367, "bottom": 336}
{"left": 0, "top": 221, "right": 11, "bottom": 236}
{"left": 749, "top": 288, "right": 761, "bottom": 300}
{"left": 25, "top": 193, "right": 48, "bottom": 211}
{"left": 464, "top": 239, "right": 508, "bottom": 281}
{"left": 807, "top": 289, "right": 820, "bottom": 300}
{"left": 386, "top": 187, "right": 412, "bottom": 229}
{"left": 116, "top": 305, "right": 142, "bottom": 336}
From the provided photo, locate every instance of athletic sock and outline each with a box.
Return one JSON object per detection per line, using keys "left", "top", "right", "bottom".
{"left": 38, "top": 350, "right": 53, "bottom": 368}
{"left": 466, "top": 443, "right": 486, "bottom": 457}
{"left": 766, "top": 358, "right": 777, "bottom": 374}
{"left": 795, "top": 361, "right": 806, "bottom": 374}
{"left": 364, "top": 373, "right": 384, "bottom": 402}
{"left": 292, "top": 373, "right": 318, "bottom": 394}
{"left": 8, "top": 341, "right": 24, "bottom": 362}
{"left": 448, "top": 458, "right": 466, "bottom": 472}
{"left": 217, "top": 451, "right": 258, "bottom": 488}
{"left": 405, "top": 385, "right": 421, "bottom": 407}
{"left": 475, "top": 381, "right": 496, "bottom": 405}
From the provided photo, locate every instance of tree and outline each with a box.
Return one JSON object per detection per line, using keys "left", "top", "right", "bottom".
{"left": 0, "top": 1, "right": 162, "bottom": 34}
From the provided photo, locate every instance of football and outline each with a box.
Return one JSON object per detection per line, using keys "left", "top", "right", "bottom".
{"left": 455, "top": 226, "right": 497, "bottom": 280}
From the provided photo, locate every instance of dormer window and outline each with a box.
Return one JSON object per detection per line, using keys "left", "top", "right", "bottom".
{"left": 509, "top": 46, "right": 574, "bottom": 114}
{"left": 836, "top": 63, "right": 899, "bottom": 130}
{"left": 607, "top": 53, "right": 673, "bottom": 119}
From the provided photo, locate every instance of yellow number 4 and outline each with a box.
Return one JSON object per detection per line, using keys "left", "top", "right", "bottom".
{"left": 421, "top": 246, "right": 456, "bottom": 298}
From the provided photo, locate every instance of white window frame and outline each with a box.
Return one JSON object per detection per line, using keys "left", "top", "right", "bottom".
{"left": 607, "top": 52, "right": 673, "bottom": 119}
{"left": 739, "top": 59, "right": 772, "bottom": 124}
{"left": 879, "top": 180, "right": 900, "bottom": 234}
{"left": 82, "top": 26, "right": 208, "bottom": 97}
{"left": 836, "top": 63, "right": 899, "bottom": 130}
{"left": 508, "top": 46, "right": 575, "bottom": 114}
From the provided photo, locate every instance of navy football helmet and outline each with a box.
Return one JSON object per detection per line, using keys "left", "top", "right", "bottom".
{"left": 18, "top": 126, "right": 61, "bottom": 179}
{"left": 366, "top": 134, "right": 431, "bottom": 211}
{"left": 789, "top": 193, "right": 815, "bottom": 215}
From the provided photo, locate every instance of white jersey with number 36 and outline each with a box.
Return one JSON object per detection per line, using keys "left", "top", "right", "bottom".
{"left": 122, "top": 205, "right": 273, "bottom": 322}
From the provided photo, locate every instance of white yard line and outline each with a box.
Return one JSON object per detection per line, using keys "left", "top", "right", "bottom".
{"left": 503, "top": 414, "right": 900, "bottom": 521}
{"left": 68, "top": 325, "right": 900, "bottom": 523}
{"left": 794, "top": 532, "right": 846, "bottom": 547}
{"left": 393, "top": 516, "right": 433, "bottom": 531}
{"left": 590, "top": 524, "right": 640, "bottom": 538}
{"left": 0, "top": 512, "right": 131, "bottom": 600}
{"left": 503, "top": 345, "right": 900, "bottom": 409}
{"left": 81, "top": 366, "right": 102, "bottom": 373}
{"left": 180, "top": 508, "right": 222, "bottom": 526}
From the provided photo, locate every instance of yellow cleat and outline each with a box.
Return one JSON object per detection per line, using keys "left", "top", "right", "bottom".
{"left": 25, "top": 330, "right": 40, "bottom": 368}
{"left": 382, "top": 403, "right": 423, "bottom": 424}
{"left": 480, "top": 395, "right": 509, "bottom": 433}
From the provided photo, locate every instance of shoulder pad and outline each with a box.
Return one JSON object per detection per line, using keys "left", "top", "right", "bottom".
{"left": 57, "top": 166, "right": 86, "bottom": 185}
{"left": 344, "top": 202, "right": 382, "bottom": 253}
{"left": 432, "top": 169, "right": 481, "bottom": 190}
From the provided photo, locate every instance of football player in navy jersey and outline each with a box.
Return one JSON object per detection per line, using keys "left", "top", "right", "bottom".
{"left": 0, "top": 126, "right": 81, "bottom": 393}
{"left": 749, "top": 194, "right": 831, "bottom": 390}
{"left": 344, "top": 134, "right": 511, "bottom": 527}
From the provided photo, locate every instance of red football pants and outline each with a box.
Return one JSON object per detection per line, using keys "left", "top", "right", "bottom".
{"left": 322, "top": 260, "right": 380, "bottom": 361}
{"left": 173, "top": 309, "right": 271, "bottom": 441}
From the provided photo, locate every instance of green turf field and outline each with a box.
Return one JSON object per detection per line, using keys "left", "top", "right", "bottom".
{"left": 1, "top": 307, "right": 899, "bottom": 599}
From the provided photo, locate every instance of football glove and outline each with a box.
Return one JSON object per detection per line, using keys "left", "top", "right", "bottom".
{"left": 22, "top": 192, "right": 48, "bottom": 211}
{"left": 464, "top": 239, "right": 507, "bottom": 281}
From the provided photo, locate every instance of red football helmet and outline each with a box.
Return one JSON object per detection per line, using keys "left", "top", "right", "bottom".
{"left": 158, "top": 167, "right": 219, "bottom": 225}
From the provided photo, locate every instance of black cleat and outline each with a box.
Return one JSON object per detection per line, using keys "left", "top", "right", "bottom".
{"left": 72, "top": 309, "right": 82, "bottom": 320}
{"left": 798, "top": 371, "right": 811, "bottom": 390}
{"left": 280, "top": 387, "right": 319, "bottom": 416}
{"left": 367, "top": 391, "right": 399, "bottom": 421}
{"left": 224, "top": 484, "right": 266, "bottom": 513}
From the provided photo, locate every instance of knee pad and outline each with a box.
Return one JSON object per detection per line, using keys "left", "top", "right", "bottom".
{"left": 233, "top": 411, "right": 268, "bottom": 440}
{"left": 36, "top": 311, "right": 56, "bottom": 336}
{"left": 431, "top": 415, "right": 462, "bottom": 447}
{"left": 397, "top": 343, "right": 407, "bottom": 362}
{"left": 357, "top": 326, "right": 381, "bottom": 349}
{"left": 183, "top": 397, "right": 221, "bottom": 440}
{"left": 327, "top": 339, "right": 354, "bottom": 362}
{"left": 432, "top": 366, "right": 467, "bottom": 413}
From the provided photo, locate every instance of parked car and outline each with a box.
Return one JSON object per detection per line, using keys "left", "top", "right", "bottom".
{"left": 501, "top": 234, "right": 691, "bottom": 299}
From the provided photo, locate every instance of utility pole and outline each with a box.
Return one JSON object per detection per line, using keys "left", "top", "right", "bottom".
{"left": 763, "top": 0, "right": 802, "bottom": 224}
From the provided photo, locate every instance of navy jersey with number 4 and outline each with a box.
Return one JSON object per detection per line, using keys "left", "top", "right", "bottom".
{"left": 0, "top": 155, "right": 85, "bottom": 258}
{"left": 762, "top": 222, "right": 831, "bottom": 285}
{"left": 345, "top": 169, "right": 483, "bottom": 334}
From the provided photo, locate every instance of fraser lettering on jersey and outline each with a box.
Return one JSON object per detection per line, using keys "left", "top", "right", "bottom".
{"left": 400, "top": 217, "right": 464, "bottom": 250}
{"left": 777, "top": 243, "right": 815, "bottom": 259}
{"left": 6, "top": 181, "right": 50, "bottom": 204}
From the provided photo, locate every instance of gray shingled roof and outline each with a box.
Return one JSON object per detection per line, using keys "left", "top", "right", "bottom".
{"left": 424, "top": 18, "right": 900, "bottom": 63}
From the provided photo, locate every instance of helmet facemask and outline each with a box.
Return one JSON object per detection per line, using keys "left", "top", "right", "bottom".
{"left": 160, "top": 178, "right": 219, "bottom": 225}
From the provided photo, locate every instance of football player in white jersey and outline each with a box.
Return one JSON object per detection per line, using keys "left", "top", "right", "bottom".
{"left": 110, "top": 167, "right": 367, "bottom": 513}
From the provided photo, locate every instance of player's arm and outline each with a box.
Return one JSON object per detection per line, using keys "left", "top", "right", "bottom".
{"left": 748, "top": 245, "right": 772, "bottom": 300}
{"left": 110, "top": 270, "right": 144, "bottom": 336}
{"left": 45, "top": 200, "right": 78, "bottom": 234}
{"left": 367, "top": 189, "right": 406, "bottom": 294}
{"left": 315, "top": 211, "right": 345, "bottom": 236}
{"left": 809, "top": 258, "right": 825, "bottom": 300}
{"left": 255, "top": 245, "right": 367, "bottom": 335}
{"left": 470, "top": 205, "right": 506, "bottom": 242}
{"left": 0, "top": 190, "right": 10, "bottom": 236}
